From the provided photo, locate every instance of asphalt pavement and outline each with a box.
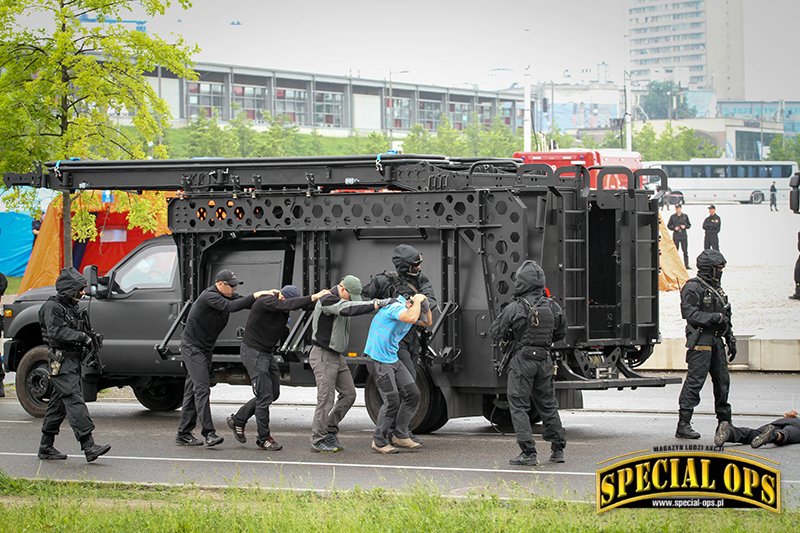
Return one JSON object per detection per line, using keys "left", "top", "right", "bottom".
{"left": 1, "top": 372, "right": 798, "bottom": 507}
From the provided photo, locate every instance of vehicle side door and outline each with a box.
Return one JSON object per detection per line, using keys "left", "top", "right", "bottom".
{"left": 87, "top": 241, "right": 183, "bottom": 377}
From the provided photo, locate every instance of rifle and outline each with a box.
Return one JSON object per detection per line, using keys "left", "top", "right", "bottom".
{"left": 495, "top": 336, "right": 517, "bottom": 376}
{"left": 78, "top": 309, "right": 105, "bottom": 378}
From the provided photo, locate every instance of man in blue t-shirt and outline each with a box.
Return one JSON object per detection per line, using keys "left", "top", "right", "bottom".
{"left": 364, "top": 293, "right": 432, "bottom": 454}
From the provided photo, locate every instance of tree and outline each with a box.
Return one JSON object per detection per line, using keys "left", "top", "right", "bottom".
{"left": 401, "top": 124, "right": 434, "bottom": 154}
{"left": 767, "top": 134, "right": 800, "bottom": 165}
{"left": 640, "top": 81, "right": 697, "bottom": 120}
{"left": 183, "top": 112, "right": 239, "bottom": 158}
{"left": 632, "top": 123, "right": 720, "bottom": 160}
{"left": 363, "top": 131, "right": 391, "bottom": 154}
{"left": 0, "top": 0, "right": 196, "bottom": 265}
{"left": 480, "top": 117, "right": 521, "bottom": 157}
{"left": 432, "top": 116, "right": 467, "bottom": 156}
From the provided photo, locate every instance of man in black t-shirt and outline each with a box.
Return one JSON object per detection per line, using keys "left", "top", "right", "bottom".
{"left": 175, "top": 270, "right": 271, "bottom": 448}
{"left": 227, "top": 285, "right": 330, "bottom": 451}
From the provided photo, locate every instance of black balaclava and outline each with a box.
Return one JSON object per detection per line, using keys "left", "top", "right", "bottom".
{"left": 392, "top": 244, "right": 423, "bottom": 277}
{"left": 696, "top": 250, "right": 726, "bottom": 285}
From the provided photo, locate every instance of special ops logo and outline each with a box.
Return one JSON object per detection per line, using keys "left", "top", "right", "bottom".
{"left": 596, "top": 450, "right": 781, "bottom": 513}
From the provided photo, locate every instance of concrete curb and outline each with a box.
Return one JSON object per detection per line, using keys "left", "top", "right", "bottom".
{"left": 641, "top": 338, "right": 800, "bottom": 371}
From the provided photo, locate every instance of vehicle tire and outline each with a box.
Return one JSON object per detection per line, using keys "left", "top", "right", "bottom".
{"left": 482, "top": 395, "right": 540, "bottom": 433}
{"left": 670, "top": 191, "right": 685, "bottom": 205}
{"left": 133, "top": 380, "right": 184, "bottom": 412}
{"left": 365, "top": 365, "right": 448, "bottom": 434}
{"left": 750, "top": 191, "right": 765, "bottom": 204}
{"left": 15, "top": 345, "right": 52, "bottom": 418}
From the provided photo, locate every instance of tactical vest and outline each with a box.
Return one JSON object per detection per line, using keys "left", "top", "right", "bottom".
{"left": 691, "top": 277, "right": 730, "bottom": 339}
{"left": 383, "top": 271, "right": 420, "bottom": 299}
{"left": 39, "top": 296, "right": 85, "bottom": 351}
{"left": 517, "top": 297, "right": 556, "bottom": 348}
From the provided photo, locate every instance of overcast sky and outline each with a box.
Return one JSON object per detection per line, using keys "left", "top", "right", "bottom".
{"left": 33, "top": 0, "right": 800, "bottom": 100}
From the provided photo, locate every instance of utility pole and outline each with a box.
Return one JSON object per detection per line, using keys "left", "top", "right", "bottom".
{"left": 624, "top": 71, "right": 632, "bottom": 151}
{"left": 523, "top": 76, "right": 532, "bottom": 152}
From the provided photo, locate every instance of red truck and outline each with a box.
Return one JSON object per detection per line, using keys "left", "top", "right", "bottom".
{"left": 513, "top": 149, "right": 643, "bottom": 189}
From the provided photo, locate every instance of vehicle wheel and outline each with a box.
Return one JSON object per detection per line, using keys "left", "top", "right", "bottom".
{"left": 15, "top": 345, "right": 52, "bottom": 418}
{"left": 482, "top": 395, "right": 540, "bottom": 433}
{"left": 670, "top": 191, "right": 685, "bottom": 205}
{"left": 133, "top": 380, "right": 184, "bottom": 411}
{"left": 750, "top": 191, "right": 765, "bottom": 204}
{"left": 365, "top": 365, "right": 448, "bottom": 434}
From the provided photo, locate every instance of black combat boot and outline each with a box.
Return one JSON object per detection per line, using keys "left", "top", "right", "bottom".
{"left": 550, "top": 444, "right": 565, "bottom": 463}
{"left": 510, "top": 444, "right": 538, "bottom": 466}
{"left": 80, "top": 435, "right": 112, "bottom": 463}
{"left": 676, "top": 420, "right": 701, "bottom": 439}
{"left": 37, "top": 434, "right": 67, "bottom": 460}
{"left": 790, "top": 284, "right": 800, "bottom": 301}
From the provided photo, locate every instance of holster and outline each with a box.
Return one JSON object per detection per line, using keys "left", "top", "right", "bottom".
{"left": 685, "top": 325, "right": 702, "bottom": 350}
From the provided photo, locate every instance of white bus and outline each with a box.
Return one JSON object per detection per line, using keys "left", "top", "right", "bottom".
{"left": 642, "top": 159, "right": 799, "bottom": 205}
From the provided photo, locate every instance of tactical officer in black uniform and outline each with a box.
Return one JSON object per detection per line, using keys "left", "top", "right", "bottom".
{"left": 490, "top": 260, "right": 567, "bottom": 466}
{"left": 362, "top": 244, "right": 438, "bottom": 380}
{"left": 667, "top": 204, "right": 692, "bottom": 269}
{"left": 37, "top": 267, "right": 111, "bottom": 462}
{"left": 702, "top": 205, "right": 721, "bottom": 251}
{"left": 676, "top": 250, "right": 736, "bottom": 439}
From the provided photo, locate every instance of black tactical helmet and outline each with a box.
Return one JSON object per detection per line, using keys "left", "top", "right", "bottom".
{"left": 696, "top": 249, "right": 726, "bottom": 271}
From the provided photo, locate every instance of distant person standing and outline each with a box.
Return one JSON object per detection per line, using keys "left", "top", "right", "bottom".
{"left": 703, "top": 205, "right": 721, "bottom": 251}
{"left": 769, "top": 182, "right": 778, "bottom": 212}
{"left": 791, "top": 231, "right": 800, "bottom": 301}
{"left": 667, "top": 204, "right": 692, "bottom": 269}
{"left": 31, "top": 211, "right": 44, "bottom": 243}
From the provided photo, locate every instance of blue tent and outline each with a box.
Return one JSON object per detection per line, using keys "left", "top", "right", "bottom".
{"left": 0, "top": 212, "right": 34, "bottom": 276}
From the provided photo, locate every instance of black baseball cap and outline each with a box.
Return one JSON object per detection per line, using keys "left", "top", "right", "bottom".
{"left": 215, "top": 269, "right": 243, "bottom": 286}
{"left": 708, "top": 204, "right": 716, "bottom": 209}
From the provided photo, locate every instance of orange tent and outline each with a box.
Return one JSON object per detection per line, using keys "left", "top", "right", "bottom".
{"left": 18, "top": 193, "right": 171, "bottom": 294}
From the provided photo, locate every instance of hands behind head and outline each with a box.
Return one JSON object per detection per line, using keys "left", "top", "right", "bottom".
{"left": 312, "top": 289, "right": 332, "bottom": 301}
{"left": 785, "top": 409, "right": 798, "bottom": 418}
{"left": 254, "top": 289, "right": 280, "bottom": 298}
{"left": 411, "top": 293, "right": 427, "bottom": 304}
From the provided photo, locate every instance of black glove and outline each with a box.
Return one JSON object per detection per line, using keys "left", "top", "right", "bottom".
{"left": 94, "top": 331, "right": 104, "bottom": 349}
{"left": 727, "top": 341, "right": 737, "bottom": 362}
{"left": 80, "top": 332, "right": 93, "bottom": 346}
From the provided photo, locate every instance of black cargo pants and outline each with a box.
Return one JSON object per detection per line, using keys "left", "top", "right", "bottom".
{"left": 506, "top": 348, "right": 566, "bottom": 453}
{"left": 678, "top": 338, "right": 731, "bottom": 423}
{"left": 673, "top": 235, "right": 689, "bottom": 268}
{"left": 177, "top": 342, "right": 216, "bottom": 437}
{"left": 725, "top": 423, "right": 800, "bottom": 446}
{"left": 233, "top": 343, "right": 281, "bottom": 445}
{"left": 397, "top": 330, "right": 421, "bottom": 380}
{"left": 41, "top": 353, "right": 95, "bottom": 442}
{"left": 704, "top": 233, "right": 720, "bottom": 251}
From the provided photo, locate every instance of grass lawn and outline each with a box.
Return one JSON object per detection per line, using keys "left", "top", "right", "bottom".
{"left": 2, "top": 275, "right": 22, "bottom": 296}
{"left": 0, "top": 473, "right": 796, "bottom": 532}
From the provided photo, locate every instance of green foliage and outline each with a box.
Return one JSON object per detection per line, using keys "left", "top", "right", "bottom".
{"left": 432, "top": 116, "right": 467, "bottom": 156}
{"left": 549, "top": 125, "right": 577, "bottom": 150}
{"left": 363, "top": 131, "right": 391, "bottom": 154}
{"left": 0, "top": 0, "right": 196, "bottom": 241}
{"left": 480, "top": 117, "right": 522, "bottom": 157}
{"left": 401, "top": 124, "right": 434, "bottom": 154}
{"left": 633, "top": 123, "right": 721, "bottom": 160}
{"left": 640, "top": 81, "right": 697, "bottom": 120}
{"left": 767, "top": 134, "right": 800, "bottom": 165}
